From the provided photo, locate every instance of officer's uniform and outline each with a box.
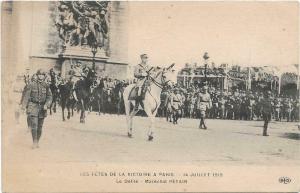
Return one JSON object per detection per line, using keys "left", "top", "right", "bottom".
{"left": 196, "top": 91, "right": 211, "bottom": 118}
{"left": 170, "top": 90, "right": 182, "bottom": 111}
{"left": 196, "top": 87, "right": 211, "bottom": 129}
{"left": 133, "top": 54, "right": 151, "bottom": 110}
{"left": 21, "top": 70, "right": 52, "bottom": 147}
{"left": 134, "top": 63, "right": 150, "bottom": 98}
{"left": 261, "top": 92, "right": 272, "bottom": 136}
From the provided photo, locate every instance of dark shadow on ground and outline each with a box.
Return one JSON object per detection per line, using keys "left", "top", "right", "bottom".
{"left": 279, "top": 133, "right": 300, "bottom": 140}
{"left": 233, "top": 131, "right": 262, "bottom": 136}
{"left": 67, "top": 127, "right": 129, "bottom": 139}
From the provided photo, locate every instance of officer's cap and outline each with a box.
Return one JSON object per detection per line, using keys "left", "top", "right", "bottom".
{"left": 140, "top": 54, "right": 148, "bottom": 59}
{"left": 36, "top": 69, "right": 46, "bottom": 75}
{"left": 60, "top": 5, "right": 68, "bottom": 10}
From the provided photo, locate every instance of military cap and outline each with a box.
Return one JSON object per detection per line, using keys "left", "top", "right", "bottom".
{"left": 140, "top": 54, "right": 148, "bottom": 59}
{"left": 36, "top": 69, "right": 46, "bottom": 75}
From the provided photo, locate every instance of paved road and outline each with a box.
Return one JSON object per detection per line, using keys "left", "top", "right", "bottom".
{"left": 4, "top": 110, "right": 300, "bottom": 166}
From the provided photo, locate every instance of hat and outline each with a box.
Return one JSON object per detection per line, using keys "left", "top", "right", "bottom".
{"left": 36, "top": 69, "right": 46, "bottom": 75}
{"left": 140, "top": 54, "right": 148, "bottom": 59}
{"left": 60, "top": 4, "right": 68, "bottom": 10}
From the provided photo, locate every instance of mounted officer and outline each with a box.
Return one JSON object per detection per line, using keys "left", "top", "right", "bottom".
{"left": 69, "top": 61, "right": 86, "bottom": 101}
{"left": 133, "top": 54, "right": 151, "bottom": 110}
{"left": 21, "top": 69, "right": 52, "bottom": 149}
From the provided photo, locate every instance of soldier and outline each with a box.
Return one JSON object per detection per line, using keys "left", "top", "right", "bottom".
{"left": 170, "top": 87, "right": 183, "bottom": 124}
{"left": 133, "top": 54, "right": 151, "bottom": 110}
{"left": 70, "top": 61, "right": 85, "bottom": 101}
{"left": 260, "top": 91, "right": 272, "bottom": 136}
{"left": 274, "top": 98, "right": 282, "bottom": 121}
{"left": 218, "top": 95, "right": 226, "bottom": 119}
{"left": 164, "top": 88, "right": 173, "bottom": 122}
{"left": 21, "top": 69, "right": 52, "bottom": 148}
{"left": 196, "top": 86, "right": 211, "bottom": 129}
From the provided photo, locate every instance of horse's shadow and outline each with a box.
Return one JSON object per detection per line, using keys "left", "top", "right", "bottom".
{"left": 233, "top": 131, "right": 261, "bottom": 137}
{"left": 69, "top": 127, "right": 129, "bottom": 139}
{"left": 279, "top": 133, "right": 300, "bottom": 141}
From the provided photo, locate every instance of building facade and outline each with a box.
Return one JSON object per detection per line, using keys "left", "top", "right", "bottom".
{"left": 2, "top": 1, "right": 129, "bottom": 80}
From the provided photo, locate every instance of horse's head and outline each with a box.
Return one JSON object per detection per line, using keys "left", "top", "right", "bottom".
{"left": 161, "top": 63, "right": 176, "bottom": 87}
{"left": 149, "top": 64, "right": 176, "bottom": 88}
{"left": 85, "top": 67, "right": 97, "bottom": 84}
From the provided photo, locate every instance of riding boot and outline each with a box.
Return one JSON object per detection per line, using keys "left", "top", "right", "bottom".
{"left": 263, "top": 124, "right": 268, "bottom": 136}
{"left": 134, "top": 87, "right": 140, "bottom": 111}
{"left": 37, "top": 129, "right": 42, "bottom": 142}
{"left": 135, "top": 98, "right": 140, "bottom": 111}
{"left": 31, "top": 129, "right": 38, "bottom": 149}
{"left": 199, "top": 118, "right": 203, "bottom": 129}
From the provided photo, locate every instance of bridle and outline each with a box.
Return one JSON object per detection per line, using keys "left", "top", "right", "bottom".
{"left": 148, "top": 70, "right": 170, "bottom": 89}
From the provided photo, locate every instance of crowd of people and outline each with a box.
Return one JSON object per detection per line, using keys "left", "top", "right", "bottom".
{"left": 23, "top": 67, "right": 299, "bottom": 124}
{"left": 158, "top": 84, "right": 299, "bottom": 123}
{"left": 18, "top": 61, "right": 299, "bottom": 147}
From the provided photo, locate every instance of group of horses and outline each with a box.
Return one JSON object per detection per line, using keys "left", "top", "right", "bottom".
{"left": 49, "top": 68, "right": 125, "bottom": 123}
{"left": 48, "top": 64, "right": 176, "bottom": 141}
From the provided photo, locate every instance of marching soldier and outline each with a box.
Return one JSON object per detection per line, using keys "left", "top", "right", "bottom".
{"left": 260, "top": 91, "right": 272, "bottom": 136}
{"left": 196, "top": 86, "right": 211, "bottom": 129}
{"left": 21, "top": 69, "right": 52, "bottom": 149}
{"left": 170, "top": 87, "right": 183, "bottom": 124}
{"left": 133, "top": 54, "right": 151, "bottom": 110}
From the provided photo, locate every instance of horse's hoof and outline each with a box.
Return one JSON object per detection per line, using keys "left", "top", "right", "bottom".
{"left": 148, "top": 135, "right": 154, "bottom": 141}
{"left": 63, "top": 119, "right": 65, "bottom": 122}
{"left": 127, "top": 132, "right": 132, "bottom": 138}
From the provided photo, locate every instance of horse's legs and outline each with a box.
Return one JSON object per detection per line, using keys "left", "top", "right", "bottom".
{"left": 67, "top": 102, "right": 71, "bottom": 119}
{"left": 80, "top": 99, "right": 85, "bottom": 123}
{"left": 147, "top": 115, "right": 155, "bottom": 141}
{"left": 97, "top": 99, "right": 101, "bottom": 115}
{"left": 144, "top": 106, "right": 157, "bottom": 141}
{"left": 49, "top": 102, "right": 53, "bottom": 115}
{"left": 53, "top": 96, "right": 57, "bottom": 113}
{"left": 61, "top": 101, "right": 66, "bottom": 121}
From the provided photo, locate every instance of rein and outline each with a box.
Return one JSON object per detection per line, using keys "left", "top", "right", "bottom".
{"left": 148, "top": 71, "right": 166, "bottom": 89}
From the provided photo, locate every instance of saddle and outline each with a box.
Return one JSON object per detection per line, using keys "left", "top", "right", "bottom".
{"left": 128, "top": 80, "right": 150, "bottom": 100}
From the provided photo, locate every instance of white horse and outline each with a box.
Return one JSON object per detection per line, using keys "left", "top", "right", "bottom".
{"left": 123, "top": 64, "right": 176, "bottom": 141}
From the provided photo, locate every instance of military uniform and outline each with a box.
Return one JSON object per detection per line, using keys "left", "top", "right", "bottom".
{"left": 196, "top": 87, "right": 211, "bottom": 129}
{"left": 21, "top": 70, "right": 52, "bottom": 148}
{"left": 196, "top": 92, "right": 211, "bottom": 117}
{"left": 170, "top": 91, "right": 182, "bottom": 111}
{"left": 134, "top": 63, "right": 150, "bottom": 98}
{"left": 170, "top": 89, "right": 182, "bottom": 124}
{"left": 261, "top": 92, "right": 272, "bottom": 136}
{"left": 133, "top": 54, "right": 151, "bottom": 110}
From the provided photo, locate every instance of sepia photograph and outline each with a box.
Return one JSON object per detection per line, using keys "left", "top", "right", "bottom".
{"left": 1, "top": 1, "right": 300, "bottom": 192}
